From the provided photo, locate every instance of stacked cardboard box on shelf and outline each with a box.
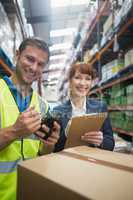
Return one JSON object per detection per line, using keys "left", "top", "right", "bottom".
{"left": 126, "top": 84, "right": 133, "bottom": 105}
{"left": 103, "top": 13, "right": 113, "bottom": 37}
{"left": 102, "top": 81, "right": 133, "bottom": 133}
{"left": 124, "top": 111, "right": 133, "bottom": 132}
{"left": 110, "top": 111, "right": 124, "bottom": 129}
{"left": 110, "top": 109, "right": 133, "bottom": 132}
{"left": 101, "top": 59, "right": 124, "bottom": 82}
{"left": 110, "top": 83, "right": 126, "bottom": 106}
{"left": 83, "top": 50, "right": 92, "bottom": 63}
{"left": 125, "top": 49, "right": 133, "bottom": 67}
{"left": 102, "top": 79, "right": 133, "bottom": 107}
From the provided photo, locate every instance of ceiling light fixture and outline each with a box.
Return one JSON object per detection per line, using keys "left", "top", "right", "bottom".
{"left": 50, "top": 43, "right": 72, "bottom": 51}
{"left": 50, "top": 54, "right": 67, "bottom": 60}
{"left": 49, "top": 63, "right": 65, "bottom": 69}
{"left": 51, "top": 0, "right": 89, "bottom": 8}
{"left": 50, "top": 28, "right": 76, "bottom": 37}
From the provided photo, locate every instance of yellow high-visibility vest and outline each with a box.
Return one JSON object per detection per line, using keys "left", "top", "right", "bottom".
{"left": 0, "top": 78, "right": 49, "bottom": 200}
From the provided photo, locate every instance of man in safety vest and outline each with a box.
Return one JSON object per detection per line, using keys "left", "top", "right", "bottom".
{"left": 0, "top": 37, "right": 60, "bottom": 200}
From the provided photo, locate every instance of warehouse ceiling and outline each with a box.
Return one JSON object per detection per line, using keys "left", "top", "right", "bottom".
{"left": 22, "top": 0, "right": 97, "bottom": 101}
{"left": 23, "top": 0, "right": 91, "bottom": 79}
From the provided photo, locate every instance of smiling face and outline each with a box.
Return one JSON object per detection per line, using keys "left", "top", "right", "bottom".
{"left": 70, "top": 70, "right": 92, "bottom": 98}
{"left": 15, "top": 45, "right": 49, "bottom": 85}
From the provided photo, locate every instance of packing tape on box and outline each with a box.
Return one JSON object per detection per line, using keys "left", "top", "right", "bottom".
{"left": 59, "top": 151, "right": 133, "bottom": 173}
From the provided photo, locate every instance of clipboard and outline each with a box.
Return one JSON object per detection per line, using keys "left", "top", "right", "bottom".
{"left": 65, "top": 112, "right": 107, "bottom": 148}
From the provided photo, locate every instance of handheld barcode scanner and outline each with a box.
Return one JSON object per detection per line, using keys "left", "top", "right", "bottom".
{"left": 38, "top": 111, "right": 61, "bottom": 140}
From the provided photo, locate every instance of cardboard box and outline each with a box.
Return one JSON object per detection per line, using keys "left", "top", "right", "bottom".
{"left": 17, "top": 146, "right": 133, "bottom": 200}
{"left": 103, "top": 13, "right": 113, "bottom": 35}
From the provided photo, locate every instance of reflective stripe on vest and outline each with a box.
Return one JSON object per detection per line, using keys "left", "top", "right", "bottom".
{"left": 0, "top": 113, "right": 1, "bottom": 128}
{"left": 16, "top": 134, "right": 39, "bottom": 141}
{"left": 0, "top": 156, "right": 34, "bottom": 173}
{"left": 0, "top": 159, "right": 21, "bottom": 173}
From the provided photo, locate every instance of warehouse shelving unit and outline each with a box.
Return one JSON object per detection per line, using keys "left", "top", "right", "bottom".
{"left": 89, "top": 65, "right": 133, "bottom": 94}
{"left": 80, "top": 0, "right": 133, "bottom": 139}
{"left": 0, "top": 1, "right": 43, "bottom": 95}
{"left": 59, "top": 0, "right": 111, "bottom": 101}
{"left": 81, "top": 0, "right": 109, "bottom": 52}
{"left": 90, "top": 19, "right": 133, "bottom": 66}
{"left": 90, "top": 69, "right": 133, "bottom": 137}
{"left": 0, "top": 0, "right": 26, "bottom": 77}
{"left": 1, "top": 0, "right": 26, "bottom": 37}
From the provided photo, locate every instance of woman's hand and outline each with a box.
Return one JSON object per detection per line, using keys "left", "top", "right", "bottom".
{"left": 81, "top": 131, "right": 103, "bottom": 146}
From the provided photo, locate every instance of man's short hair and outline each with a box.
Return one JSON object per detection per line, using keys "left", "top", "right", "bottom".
{"left": 18, "top": 37, "right": 50, "bottom": 63}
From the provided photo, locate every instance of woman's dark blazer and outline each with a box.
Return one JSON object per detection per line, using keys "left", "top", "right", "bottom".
{"left": 53, "top": 98, "right": 115, "bottom": 152}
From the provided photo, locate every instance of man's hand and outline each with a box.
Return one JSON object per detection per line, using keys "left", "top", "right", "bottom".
{"left": 81, "top": 131, "right": 103, "bottom": 146}
{"left": 0, "top": 107, "right": 41, "bottom": 150}
{"left": 13, "top": 106, "right": 41, "bottom": 139}
{"left": 35, "top": 121, "right": 60, "bottom": 154}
